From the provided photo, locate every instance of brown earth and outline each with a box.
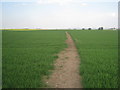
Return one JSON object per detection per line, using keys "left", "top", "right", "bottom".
{"left": 44, "top": 32, "right": 82, "bottom": 88}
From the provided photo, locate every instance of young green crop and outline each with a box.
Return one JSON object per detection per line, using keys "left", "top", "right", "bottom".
{"left": 69, "top": 30, "right": 118, "bottom": 88}
{"left": 2, "top": 30, "right": 118, "bottom": 88}
{"left": 2, "top": 30, "right": 66, "bottom": 88}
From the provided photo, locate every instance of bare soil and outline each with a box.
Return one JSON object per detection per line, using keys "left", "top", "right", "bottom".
{"left": 44, "top": 32, "right": 82, "bottom": 88}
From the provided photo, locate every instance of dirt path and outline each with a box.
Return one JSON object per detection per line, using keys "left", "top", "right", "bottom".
{"left": 44, "top": 32, "right": 82, "bottom": 88}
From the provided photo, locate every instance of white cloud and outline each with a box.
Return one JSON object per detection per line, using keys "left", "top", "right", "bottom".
{"left": 36, "top": 0, "right": 119, "bottom": 5}
{"left": 1, "top": 0, "right": 119, "bottom": 2}
{"left": 111, "top": 12, "right": 117, "bottom": 17}
{"left": 36, "top": 0, "right": 89, "bottom": 6}
{"left": 80, "top": 3, "right": 88, "bottom": 6}
{"left": 2, "top": 0, "right": 118, "bottom": 29}
{"left": 21, "top": 3, "right": 28, "bottom": 6}
{"left": 36, "top": 0, "right": 73, "bottom": 5}
{"left": 1, "top": 0, "right": 34, "bottom": 2}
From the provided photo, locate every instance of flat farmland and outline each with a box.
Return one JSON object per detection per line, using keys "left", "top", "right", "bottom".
{"left": 2, "top": 30, "right": 118, "bottom": 88}
{"left": 69, "top": 30, "right": 118, "bottom": 88}
{"left": 2, "top": 30, "right": 66, "bottom": 88}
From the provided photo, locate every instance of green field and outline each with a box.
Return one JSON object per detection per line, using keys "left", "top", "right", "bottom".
{"left": 69, "top": 30, "right": 118, "bottom": 88}
{"left": 2, "top": 30, "right": 66, "bottom": 88}
{"left": 2, "top": 30, "right": 118, "bottom": 88}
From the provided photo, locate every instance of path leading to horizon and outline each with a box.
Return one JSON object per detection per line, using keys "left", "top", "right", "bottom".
{"left": 44, "top": 32, "right": 82, "bottom": 88}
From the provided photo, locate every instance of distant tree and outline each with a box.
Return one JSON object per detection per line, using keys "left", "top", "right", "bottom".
{"left": 98, "top": 27, "right": 101, "bottom": 30}
{"left": 98, "top": 27, "right": 103, "bottom": 30}
{"left": 88, "top": 28, "right": 91, "bottom": 30}
{"left": 82, "top": 28, "right": 85, "bottom": 30}
{"left": 101, "top": 27, "right": 103, "bottom": 30}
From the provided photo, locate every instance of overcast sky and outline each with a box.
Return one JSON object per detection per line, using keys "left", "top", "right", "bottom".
{"left": 1, "top": 0, "right": 119, "bottom": 29}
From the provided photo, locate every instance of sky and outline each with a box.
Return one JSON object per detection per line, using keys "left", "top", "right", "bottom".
{"left": 1, "top": 0, "right": 119, "bottom": 29}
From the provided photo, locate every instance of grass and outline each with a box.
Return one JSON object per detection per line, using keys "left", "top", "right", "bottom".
{"left": 69, "top": 30, "right": 118, "bottom": 88}
{"left": 2, "top": 30, "right": 66, "bottom": 88}
{"left": 2, "top": 30, "right": 118, "bottom": 88}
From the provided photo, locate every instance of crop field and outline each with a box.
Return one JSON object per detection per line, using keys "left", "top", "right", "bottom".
{"left": 2, "top": 30, "right": 66, "bottom": 88}
{"left": 2, "top": 30, "right": 118, "bottom": 88}
{"left": 69, "top": 30, "right": 118, "bottom": 88}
